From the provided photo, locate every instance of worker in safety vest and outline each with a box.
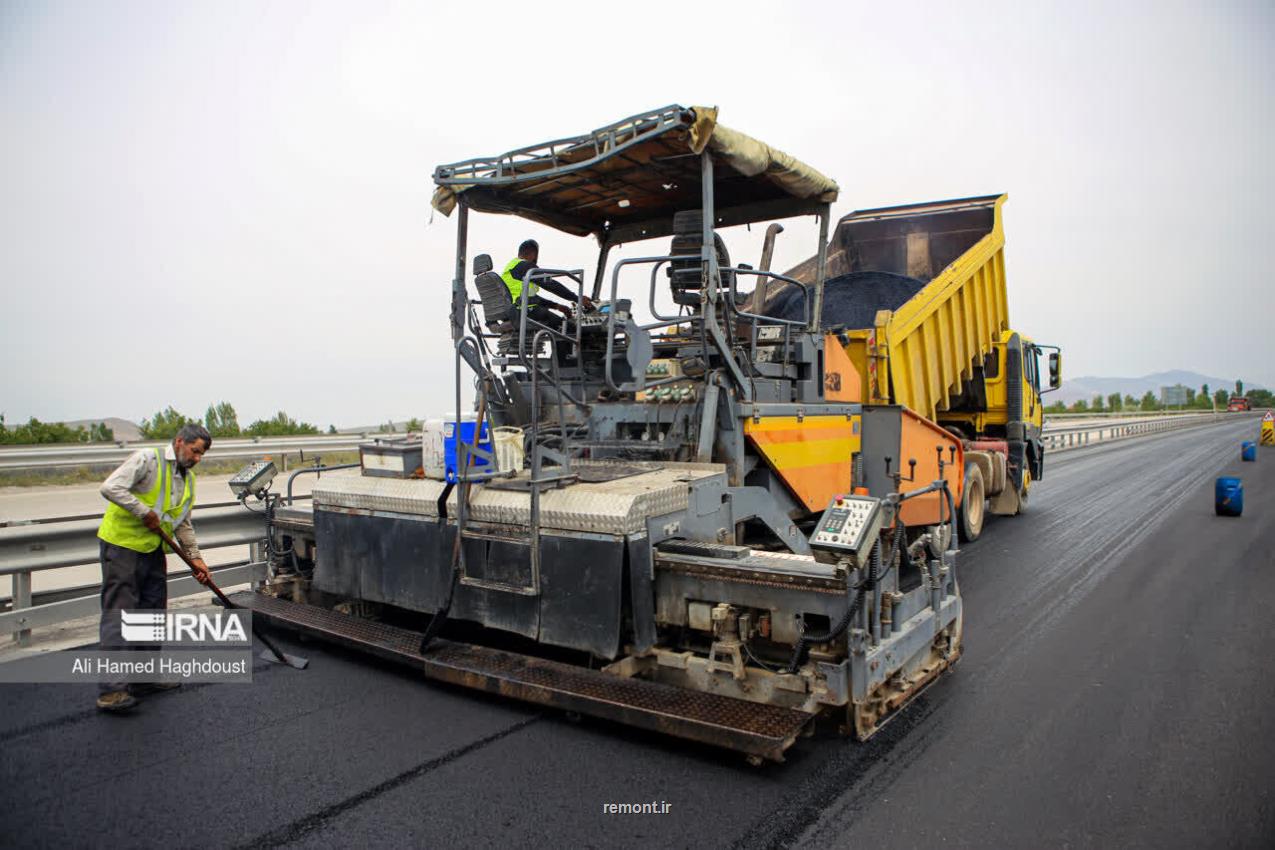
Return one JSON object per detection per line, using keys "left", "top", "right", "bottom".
{"left": 94, "top": 423, "right": 212, "bottom": 712}
{"left": 501, "top": 239, "right": 595, "bottom": 322}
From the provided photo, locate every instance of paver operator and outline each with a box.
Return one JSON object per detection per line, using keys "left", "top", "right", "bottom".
{"left": 501, "top": 238, "right": 595, "bottom": 323}
{"left": 94, "top": 423, "right": 213, "bottom": 712}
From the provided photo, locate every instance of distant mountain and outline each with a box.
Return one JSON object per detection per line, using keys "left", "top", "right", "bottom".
{"left": 61, "top": 417, "right": 141, "bottom": 442}
{"left": 1056, "top": 371, "right": 1266, "bottom": 405}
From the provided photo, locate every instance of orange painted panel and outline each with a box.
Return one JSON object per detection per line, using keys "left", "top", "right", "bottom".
{"left": 823, "top": 335, "right": 863, "bottom": 402}
{"left": 745, "top": 415, "right": 860, "bottom": 512}
{"left": 895, "top": 408, "right": 964, "bottom": 527}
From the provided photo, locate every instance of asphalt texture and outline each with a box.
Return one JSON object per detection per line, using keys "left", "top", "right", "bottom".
{"left": 765, "top": 271, "right": 927, "bottom": 329}
{"left": 1, "top": 416, "right": 1272, "bottom": 849}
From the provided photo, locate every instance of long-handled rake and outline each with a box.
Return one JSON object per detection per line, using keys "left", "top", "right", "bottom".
{"left": 156, "top": 527, "right": 309, "bottom": 669}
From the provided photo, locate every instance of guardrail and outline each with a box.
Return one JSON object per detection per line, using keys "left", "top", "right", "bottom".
{"left": 1044, "top": 411, "right": 1248, "bottom": 452}
{"left": 0, "top": 434, "right": 372, "bottom": 472}
{"left": 1044, "top": 410, "right": 1229, "bottom": 419}
{"left": 0, "top": 500, "right": 273, "bottom": 647}
{"left": 1041, "top": 411, "right": 1243, "bottom": 434}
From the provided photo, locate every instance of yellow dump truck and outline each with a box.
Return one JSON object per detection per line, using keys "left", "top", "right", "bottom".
{"left": 773, "top": 194, "right": 1061, "bottom": 541}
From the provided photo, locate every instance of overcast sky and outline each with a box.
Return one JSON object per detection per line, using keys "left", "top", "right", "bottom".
{"left": 2, "top": 0, "right": 1272, "bottom": 428}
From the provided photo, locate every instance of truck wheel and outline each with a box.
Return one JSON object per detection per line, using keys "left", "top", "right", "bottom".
{"left": 1017, "top": 465, "right": 1031, "bottom": 513}
{"left": 960, "top": 463, "right": 985, "bottom": 542}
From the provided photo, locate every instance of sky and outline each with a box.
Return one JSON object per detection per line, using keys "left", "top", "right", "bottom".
{"left": 2, "top": 0, "right": 1273, "bottom": 428}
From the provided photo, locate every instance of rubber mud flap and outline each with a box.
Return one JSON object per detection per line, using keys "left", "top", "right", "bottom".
{"left": 626, "top": 536, "right": 657, "bottom": 653}
{"left": 538, "top": 534, "right": 625, "bottom": 659}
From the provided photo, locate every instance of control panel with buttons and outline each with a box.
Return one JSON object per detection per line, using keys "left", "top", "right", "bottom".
{"left": 809, "top": 494, "right": 885, "bottom": 564}
{"left": 228, "top": 461, "right": 277, "bottom": 498}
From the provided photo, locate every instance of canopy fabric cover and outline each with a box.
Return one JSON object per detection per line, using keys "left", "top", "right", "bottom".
{"left": 431, "top": 105, "right": 839, "bottom": 239}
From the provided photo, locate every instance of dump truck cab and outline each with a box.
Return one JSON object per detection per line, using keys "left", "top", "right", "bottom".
{"left": 944, "top": 331, "right": 1046, "bottom": 439}
{"left": 943, "top": 329, "right": 1054, "bottom": 488}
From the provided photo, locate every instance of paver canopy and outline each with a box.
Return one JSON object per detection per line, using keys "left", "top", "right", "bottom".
{"left": 431, "top": 105, "right": 839, "bottom": 240}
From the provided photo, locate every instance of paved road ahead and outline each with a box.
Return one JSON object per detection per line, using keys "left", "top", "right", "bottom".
{"left": 1, "top": 418, "right": 1271, "bottom": 848}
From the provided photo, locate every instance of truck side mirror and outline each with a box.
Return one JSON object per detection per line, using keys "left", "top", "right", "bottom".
{"left": 1048, "top": 352, "right": 1062, "bottom": 389}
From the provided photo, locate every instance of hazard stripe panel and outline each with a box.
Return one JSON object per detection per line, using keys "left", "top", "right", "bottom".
{"left": 744, "top": 415, "right": 860, "bottom": 511}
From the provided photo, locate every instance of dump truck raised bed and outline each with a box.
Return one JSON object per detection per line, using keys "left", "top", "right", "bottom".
{"left": 237, "top": 105, "right": 1053, "bottom": 762}
{"left": 768, "top": 195, "right": 1062, "bottom": 541}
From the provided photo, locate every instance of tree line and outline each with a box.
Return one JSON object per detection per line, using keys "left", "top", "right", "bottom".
{"left": 0, "top": 403, "right": 335, "bottom": 445}
{"left": 0, "top": 415, "right": 115, "bottom": 445}
{"left": 1045, "top": 380, "right": 1273, "bottom": 414}
{"left": 141, "top": 402, "right": 331, "bottom": 439}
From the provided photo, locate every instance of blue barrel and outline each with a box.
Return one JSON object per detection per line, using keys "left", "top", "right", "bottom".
{"left": 1241, "top": 441, "right": 1257, "bottom": 462}
{"left": 444, "top": 420, "right": 492, "bottom": 482}
{"left": 1215, "top": 476, "right": 1243, "bottom": 516}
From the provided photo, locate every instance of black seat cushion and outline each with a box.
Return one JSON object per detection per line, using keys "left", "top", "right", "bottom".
{"left": 667, "top": 210, "right": 733, "bottom": 307}
{"left": 475, "top": 270, "right": 515, "bottom": 327}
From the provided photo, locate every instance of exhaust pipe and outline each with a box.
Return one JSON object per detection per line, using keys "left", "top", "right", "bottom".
{"left": 745, "top": 223, "right": 784, "bottom": 312}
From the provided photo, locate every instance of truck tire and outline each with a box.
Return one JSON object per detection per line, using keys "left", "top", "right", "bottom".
{"left": 960, "top": 462, "right": 986, "bottom": 542}
{"left": 1017, "top": 464, "right": 1031, "bottom": 513}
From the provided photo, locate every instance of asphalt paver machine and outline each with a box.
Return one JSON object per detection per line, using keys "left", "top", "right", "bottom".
{"left": 245, "top": 105, "right": 965, "bottom": 763}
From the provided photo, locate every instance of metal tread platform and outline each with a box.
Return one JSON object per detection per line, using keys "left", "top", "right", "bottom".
{"left": 234, "top": 590, "right": 813, "bottom": 762}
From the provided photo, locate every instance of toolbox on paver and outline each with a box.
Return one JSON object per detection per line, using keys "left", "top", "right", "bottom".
{"left": 360, "top": 436, "right": 424, "bottom": 479}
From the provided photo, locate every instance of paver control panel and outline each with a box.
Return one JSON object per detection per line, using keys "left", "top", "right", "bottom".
{"left": 809, "top": 494, "right": 885, "bottom": 565}
{"left": 229, "top": 461, "right": 277, "bottom": 498}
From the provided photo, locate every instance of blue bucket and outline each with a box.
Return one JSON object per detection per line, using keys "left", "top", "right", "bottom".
{"left": 1241, "top": 441, "right": 1257, "bottom": 462}
{"left": 444, "top": 420, "right": 492, "bottom": 482}
{"left": 1215, "top": 476, "right": 1243, "bottom": 517}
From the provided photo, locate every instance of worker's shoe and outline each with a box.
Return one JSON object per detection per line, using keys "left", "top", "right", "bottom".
{"left": 95, "top": 690, "right": 139, "bottom": 713}
{"left": 129, "top": 682, "right": 181, "bottom": 697}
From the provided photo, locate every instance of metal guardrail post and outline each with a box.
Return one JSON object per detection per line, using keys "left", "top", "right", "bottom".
{"left": 12, "top": 570, "right": 31, "bottom": 647}
{"left": 248, "top": 540, "right": 270, "bottom": 589}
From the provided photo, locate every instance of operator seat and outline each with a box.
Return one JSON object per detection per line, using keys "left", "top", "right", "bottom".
{"left": 472, "top": 254, "right": 515, "bottom": 332}
{"left": 472, "top": 253, "right": 555, "bottom": 357}
{"left": 667, "top": 210, "right": 733, "bottom": 308}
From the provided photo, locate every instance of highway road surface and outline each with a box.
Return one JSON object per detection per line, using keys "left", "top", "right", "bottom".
{"left": 0, "top": 415, "right": 1271, "bottom": 848}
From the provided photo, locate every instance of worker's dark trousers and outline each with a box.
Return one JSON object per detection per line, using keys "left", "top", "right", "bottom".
{"left": 524, "top": 301, "right": 556, "bottom": 325}
{"left": 524, "top": 302, "right": 575, "bottom": 362}
{"left": 98, "top": 540, "right": 167, "bottom": 694}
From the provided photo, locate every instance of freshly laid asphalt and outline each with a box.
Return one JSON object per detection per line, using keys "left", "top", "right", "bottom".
{"left": 1, "top": 416, "right": 1271, "bottom": 849}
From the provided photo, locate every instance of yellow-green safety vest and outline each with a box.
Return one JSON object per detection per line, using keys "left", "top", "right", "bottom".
{"left": 97, "top": 447, "right": 196, "bottom": 553}
{"left": 500, "top": 258, "right": 538, "bottom": 304}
